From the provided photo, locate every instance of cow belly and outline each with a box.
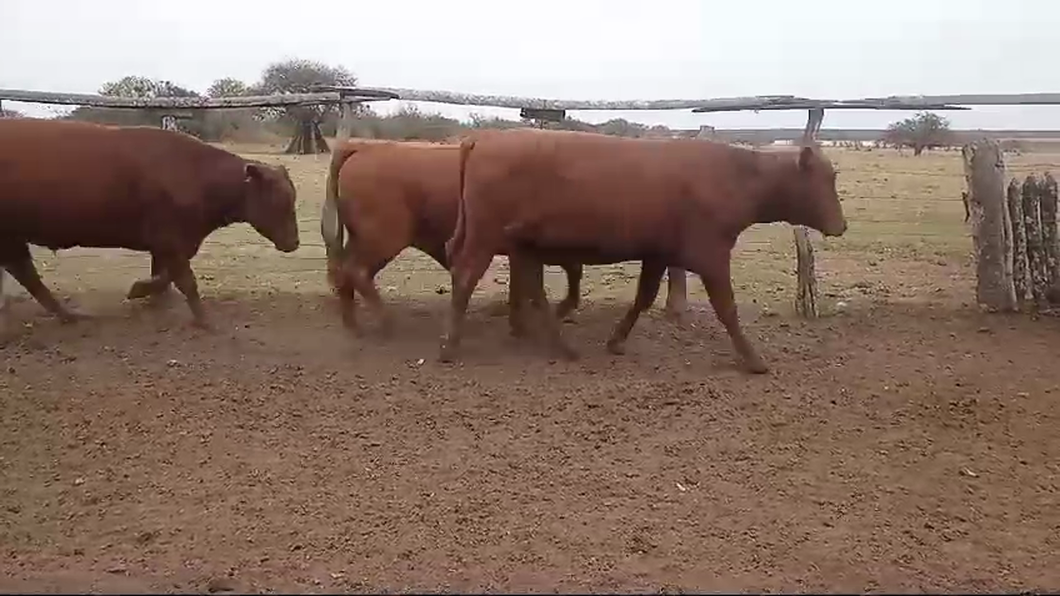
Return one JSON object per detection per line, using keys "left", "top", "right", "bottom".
{"left": 513, "top": 242, "right": 663, "bottom": 266}
{"left": 0, "top": 194, "right": 156, "bottom": 252}
{"left": 498, "top": 207, "right": 676, "bottom": 266}
{"left": 3, "top": 216, "right": 152, "bottom": 252}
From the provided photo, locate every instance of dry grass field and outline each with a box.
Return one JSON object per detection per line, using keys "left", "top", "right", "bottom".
{"left": 2, "top": 142, "right": 1059, "bottom": 593}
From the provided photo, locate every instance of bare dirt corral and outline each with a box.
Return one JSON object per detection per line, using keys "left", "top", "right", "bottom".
{"left": 2, "top": 145, "right": 1059, "bottom": 593}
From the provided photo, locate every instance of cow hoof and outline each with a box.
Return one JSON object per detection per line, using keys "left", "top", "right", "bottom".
{"left": 663, "top": 309, "right": 685, "bottom": 324}
{"left": 745, "top": 359, "right": 769, "bottom": 375}
{"left": 437, "top": 340, "right": 458, "bottom": 363}
{"left": 484, "top": 302, "right": 509, "bottom": 317}
{"left": 126, "top": 282, "right": 152, "bottom": 300}
{"left": 58, "top": 310, "right": 90, "bottom": 324}
{"left": 554, "top": 345, "right": 580, "bottom": 361}
{"left": 376, "top": 321, "right": 395, "bottom": 339}
{"left": 190, "top": 318, "right": 213, "bottom": 332}
{"left": 555, "top": 303, "right": 577, "bottom": 321}
{"left": 340, "top": 312, "right": 359, "bottom": 333}
{"left": 605, "top": 340, "right": 626, "bottom": 355}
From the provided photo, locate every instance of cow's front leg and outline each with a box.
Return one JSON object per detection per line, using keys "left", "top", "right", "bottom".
{"left": 506, "top": 256, "right": 530, "bottom": 337}
{"left": 167, "top": 255, "right": 210, "bottom": 330}
{"left": 554, "top": 262, "right": 583, "bottom": 321}
{"left": 127, "top": 253, "right": 173, "bottom": 301}
{"left": 693, "top": 251, "right": 767, "bottom": 374}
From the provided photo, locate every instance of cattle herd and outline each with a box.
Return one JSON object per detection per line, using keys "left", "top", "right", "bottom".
{"left": 0, "top": 118, "right": 847, "bottom": 374}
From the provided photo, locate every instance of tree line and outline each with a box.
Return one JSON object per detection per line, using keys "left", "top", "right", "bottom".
{"left": 2, "top": 57, "right": 953, "bottom": 154}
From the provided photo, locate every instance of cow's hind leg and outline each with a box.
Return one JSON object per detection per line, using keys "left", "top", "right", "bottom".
{"left": 513, "top": 252, "right": 578, "bottom": 361}
{"left": 664, "top": 266, "right": 688, "bottom": 322}
{"left": 337, "top": 255, "right": 394, "bottom": 336}
{"left": 555, "top": 263, "right": 583, "bottom": 321}
{"left": 165, "top": 255, "right": 210, "bottom": 329}
{"left": 3, "top": 246, "right": 86, "bottom": 323}
{"left": 606, "top": 260, "right": 667, "bottom": 355}
{"left": 438, "top": 250, "right": 494, "bottom": 363}
{"left": 686, "top": 248, "right": 767, "bottom": 374}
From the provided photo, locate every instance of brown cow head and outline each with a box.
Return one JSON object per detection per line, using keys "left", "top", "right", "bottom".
{"left": 780, "top": 146, "right": 848, "bottom": 237}
{"left": 243, "top": 162, "right": 300, "bottom": 253}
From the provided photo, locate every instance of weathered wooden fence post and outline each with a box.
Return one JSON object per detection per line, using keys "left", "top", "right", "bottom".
{"left": 336, "top": 101, "right": 357, "bottom": 141}
{"left": 1007, "top": 179, "right": 1029, "bottom": 307}
{"left": 793, "top": 107, "right": 824, "bottom": 318}
{"left": 1041, "top": 172, "right": 1059, "bottom": 288}
{"left": 961, "top": 140, "right": 1017, "bottom": 312}
{"left": 1022, "top": 175, "right": 1048, "bottom": 306}
{"left": 285, "top": 107, "right": 329, "bottom": 155}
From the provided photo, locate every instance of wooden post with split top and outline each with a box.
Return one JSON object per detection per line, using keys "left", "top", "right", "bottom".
{"left": 793, "top": 107, "right": 825, "bottom": 317}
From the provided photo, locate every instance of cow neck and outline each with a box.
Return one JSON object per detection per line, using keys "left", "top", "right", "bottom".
{"left": 748, "top": 153, "right": 798, "bottom": 227}
{"left": 204, "top": 160, "right": 250, "bottom": 231}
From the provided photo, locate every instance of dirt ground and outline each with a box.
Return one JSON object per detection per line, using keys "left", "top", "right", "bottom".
{"left": 2, "top": 145, "right": 1059, "bottom": 593}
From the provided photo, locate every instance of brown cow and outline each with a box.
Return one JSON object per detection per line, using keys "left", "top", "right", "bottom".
{"left": 440, "top": 129, "right": 848, "bottom": 373}
{"left": 1047, "top": 282, "right": 1060, "bottom": 305}
{"left": 0, "top": 118, "right": 300, "bottom": 329}
{"left": 320, "top": 139, "right": 586, "bottom": 336}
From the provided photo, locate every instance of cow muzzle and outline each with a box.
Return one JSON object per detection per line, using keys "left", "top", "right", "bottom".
{"left": 275, "top": 237, "right": 300, "bottom": 253}
{"left": 821, "top": 217, "right": 848, "bottom": 238}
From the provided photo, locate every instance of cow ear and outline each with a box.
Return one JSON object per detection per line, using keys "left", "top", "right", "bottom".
{"left": 244, "top": 163, "right": 263, "bottom": 182}
{"left": 798, "top": 145, "right": 815, "bottom": 171}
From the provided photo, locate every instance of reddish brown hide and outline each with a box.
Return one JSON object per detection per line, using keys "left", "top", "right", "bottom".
{"left": 0, "top": 118, "right": 300, "bottom": 329}
{"left": 1047, "top": 282, "right": 1060, "bottom": 305}
{"left": 321, "top": 138, "right": 593, "bottom": 337}
{"left": 440, "top": 128, "right": 847, "bottom": 373}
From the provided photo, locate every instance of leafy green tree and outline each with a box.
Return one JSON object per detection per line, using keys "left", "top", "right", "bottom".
{"left": 207, "top": 77, "right": 250, "bottom": 98}
{"left": 250, "top": 58, "right": 359, "bottom": 125}
{"left": 883, "top": 111, "right": 951, "bottom": 156}
{"left": 70, "top": 75, "right": 205, "bottom": 136}
{"left": 99, "top": 76, "right": 200, "bottom": 99}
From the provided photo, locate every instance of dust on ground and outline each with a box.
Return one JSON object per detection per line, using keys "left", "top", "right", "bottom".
{"left": 2, "top": 146, "right": 1059, "bottom": 593}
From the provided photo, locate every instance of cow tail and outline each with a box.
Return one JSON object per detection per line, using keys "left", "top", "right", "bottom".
{"left": 446, "top": 137, "right": 476, "bottom": 266}
{"left": 322, "top": 142, "right": 359, "bottom": 290}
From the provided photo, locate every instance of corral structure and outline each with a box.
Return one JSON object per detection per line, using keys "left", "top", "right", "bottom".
{"left": 7, "top": 87, "right": 1060, "bottom": 592}
{"left": 0, "top": 86, "right": 975, "bottom": 320}
{"left": 962, "top": 140, "right": 1060, "bottom": 312}
{"left": 4, "top": 87, "right": 1060, "bottom": 318}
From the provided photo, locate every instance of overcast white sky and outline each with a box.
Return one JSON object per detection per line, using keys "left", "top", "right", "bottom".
{"left": 3, "top": 0, "right": 1058, "bottom": 129}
